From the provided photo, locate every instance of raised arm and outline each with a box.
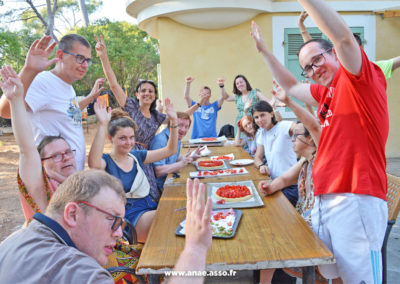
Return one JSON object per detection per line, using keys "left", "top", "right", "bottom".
{"left": 298, "top": 11, "right": 313, "bottom": 42}
{"left": 250, "top": 21, "right": 317, "bottom": 106}
{"left": 78, "top": 78, "right": 105, "bottom": 110}
{"left": 233, "top": 122, "right": 245, "bottom": 147}
{"left": 95, "top": 35, "right": 127, "bottom": 108}
{"left": 0, "top": 36, "right": 58, "bottom": 118}
{"left": 169, "top": 178, "right": 212, "bottom": 284}
{"left": 184, "top": 76, "right": 194, "bottom": 108}
{"left": 392, "top": 56, "right": 400, "bottom": 72}
{"left": 145, "top": 98, "right": 178, "bottom": 164}
{"left": 88, "top": 101, "right": 110, "bottom": 170}
{"left": 298, "top": 0, "right": 361, "bottom": 75}
{"left": 216, "top": 77, "right": 235, "bottom": 102}
{"left": 272, "top": 81, "right": 321, "bottom": 145}
{"left": 0, "top": 66, "right": 48, "bottom": 211}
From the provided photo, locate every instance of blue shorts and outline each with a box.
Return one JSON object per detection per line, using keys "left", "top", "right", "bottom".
{"left": 282, "top": 184, "right": 298, "bottom": 207}
{"left": 125, "top": 195, "right": 158, "bottom": 226}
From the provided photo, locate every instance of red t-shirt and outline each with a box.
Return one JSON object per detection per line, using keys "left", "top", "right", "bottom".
{"left": 310, "top": 48, "right": 388, "bottom": 200}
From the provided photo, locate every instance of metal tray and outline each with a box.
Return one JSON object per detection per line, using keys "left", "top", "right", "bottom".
{"left": 207, "top": 180, "right": 264, "bottom": 209}
{"left": 194, "top": 160, "right": 230, "bottom": 171}
{"left": 175, "top": 209, "right": 242, "bottom": 239}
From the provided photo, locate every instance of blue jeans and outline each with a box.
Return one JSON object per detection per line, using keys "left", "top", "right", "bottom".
{"left": 282, "top": 184, "right": 298, "bottom": 207}
{"left": 125, "top": 195, "right": 158, "bottom": 226}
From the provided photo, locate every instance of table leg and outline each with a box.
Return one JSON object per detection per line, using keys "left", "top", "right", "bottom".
{"left": 302, "top": 266, "right": 315, "bottom": 284}
{"left": 149, "top": 274, "right": 161, "bottom": 284}
{"left": 253, "top": 270, "right": 260, "bottom": 284}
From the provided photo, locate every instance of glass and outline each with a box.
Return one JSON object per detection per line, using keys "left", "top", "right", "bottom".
{"left": 41, "top": 149, "right": 76, "bottom": 162}
{"left": 76, "top": 200, "right": 127, "bottom": 232}
{"left": 63, "top": 50, "right": 93, "bottom": 67}
{"left": 292, "top": 133, "right": 306, "bottom": 141}
{"left": 301, "top": 48, "right": 332, "bottom": 77}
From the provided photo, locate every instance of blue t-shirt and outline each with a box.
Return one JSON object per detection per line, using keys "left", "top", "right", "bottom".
{"left": 190, "top": 100, "right": 220, "bottom": 139}
{"left": 149, "top": 128, "right": 181, "bottom": 190}
{"left": 102, "top": 149, "right": 147, "bottom": 193}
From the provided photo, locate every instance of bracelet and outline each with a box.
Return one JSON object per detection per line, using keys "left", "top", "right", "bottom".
{"left": 219, "top": 84, "right": 224, "bottom": 88}
{"left": 196, "top": 103, "right": 201, "bottom": 107}
{"left": 170, "top": 124, "right": 178, "bottom": 128}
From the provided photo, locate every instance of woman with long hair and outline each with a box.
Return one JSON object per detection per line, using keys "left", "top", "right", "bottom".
{"left": 233, "top": 115, "right": 258, "bottom": 157}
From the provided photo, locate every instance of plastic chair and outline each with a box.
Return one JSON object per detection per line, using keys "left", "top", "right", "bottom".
{"left": 382, "top": 173, "right": 400, "bottom": 284}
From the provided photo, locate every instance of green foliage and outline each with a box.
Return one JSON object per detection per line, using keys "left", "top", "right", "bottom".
{"left": 72, "top": 21, "right": 160, "bottom": 99}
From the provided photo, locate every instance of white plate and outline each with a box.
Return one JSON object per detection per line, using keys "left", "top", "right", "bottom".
{"left": 230, "top": 159, "right": 254, "bottom": 166}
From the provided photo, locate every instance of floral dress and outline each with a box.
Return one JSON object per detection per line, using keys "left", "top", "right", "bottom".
{"left": 234, "top": 89, "right": 258, "bottom": 135}
{"left": 123, "top": 97, "right": 166, "bottom": 202}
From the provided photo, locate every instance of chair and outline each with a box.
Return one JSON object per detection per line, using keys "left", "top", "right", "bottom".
{"left": 106, "top": 221, "right": 146, "bottom": 284}
{"left": 382, "top": 173, "right": 400, "bottom": 284}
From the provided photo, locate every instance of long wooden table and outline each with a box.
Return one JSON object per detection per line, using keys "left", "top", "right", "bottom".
{"left": 137, "top": 145, "right": 334, "bottom": 282}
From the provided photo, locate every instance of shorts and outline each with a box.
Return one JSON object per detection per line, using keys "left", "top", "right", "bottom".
{"left": 125, "top": 196, "right": 158, "bottom": 226}
{"left": 282, "top": 184, "right": 298, "bottom": 207}
{"left": 311, "top": 193, "right": 387, "bottom": 284}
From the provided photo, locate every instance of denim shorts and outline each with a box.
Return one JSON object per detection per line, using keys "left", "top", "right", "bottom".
{"left": 125, "top": 195, "right": 158, "bottom": 226}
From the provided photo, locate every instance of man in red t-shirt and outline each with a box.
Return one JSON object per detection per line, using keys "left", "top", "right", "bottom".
{"left": 250, "top": 0, "right": 388, "bottom": 283}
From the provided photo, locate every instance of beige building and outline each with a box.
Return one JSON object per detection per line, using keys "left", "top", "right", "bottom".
{"left": 126, "top": 0, "right": 400, "bottom": 157}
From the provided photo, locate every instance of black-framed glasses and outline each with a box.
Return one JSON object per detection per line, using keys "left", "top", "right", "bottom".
{"left": 76, "top": 200, "right": 127, "bottom": 232}
{"left": 292, "top": 133, "right": 306, "bottom": 141}
{"left": 41, "top": 149, "right": 76, "bottom": 162}
{"left": 63, "top": 50, "right": 93, "bottom": 67}
{"left": 301, "top": 48, "right": 332, "bottom": 78}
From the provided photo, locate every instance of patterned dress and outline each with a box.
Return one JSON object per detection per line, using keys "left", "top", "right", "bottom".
{"left": 234, "top": 89, "right": 259, "bottom": 135}
{"left": 123, "top": 97, "right": 166, "bottom": 202}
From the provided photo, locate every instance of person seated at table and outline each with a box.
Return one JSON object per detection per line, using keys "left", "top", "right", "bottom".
{"left": 150, "top": 112, "right": 202, "bottom": 191}
{"left": 253, "top": 100, "right": 298, "bottom": 207}
{"left": 233, "top": 115, "right": 258, "bottom": 157}
{"left": 184, "top": 76, "right": 227, "bottom": 139}
{"left": 0, "top": 169, "right": 212, "bottom": 284}
{"left": 258, "top": 83, "right": 325, "bottom": 283}
{"left": 88, "top": 100, "right": 178, "bottom": 242}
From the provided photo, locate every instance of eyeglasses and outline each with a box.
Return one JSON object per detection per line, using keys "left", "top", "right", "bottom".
{"left": 41, "top": 149, "right": 76, "bottom": 162}
{"left": 301, "top": 49, "right": 332, "bottom": 78}
{"left": 292, "top": 133, "right": 306, "bottom": 141}
{"left": 63, "top": 50, "right": 93, "bottom": 67}
{"left": 76, "top": 200, "right": 127, "bottom": 232}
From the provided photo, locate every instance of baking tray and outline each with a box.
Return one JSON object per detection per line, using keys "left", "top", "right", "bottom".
{"left": 175, "top": 209, "right": 242, "bottom": 239}
{"left": 189, "top": 167, "right": 248, "bottom": 179}
{"left": 207, "top": 180, "right": 264, "bottom": 209}
{"left": 194, "top": 160, "right": 230, "bottom": 171}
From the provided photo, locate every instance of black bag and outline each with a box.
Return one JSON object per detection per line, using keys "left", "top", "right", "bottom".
{"left": 218, "top": 124, "right": 235, "bottom": 138}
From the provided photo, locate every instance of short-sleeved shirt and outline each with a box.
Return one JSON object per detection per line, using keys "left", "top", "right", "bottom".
{"left": 103, "top": 150, "right": 147, "bottom": 193}
{"left": 256, "top": 121, "right": 297, "bottom": 179}
{"left": 310, "top": 47, "right": 388, "bottom": 200}
{"left": 190, "top": 100, "right": 220, "bottom": 139}
{"left": 374, "top": 59, "right": 393, "bottom": 79}
{"left": 149, "top": 128, "right": 182, "bottom": 190}
{"left": 0, "top": 215, "right": 113, "bottom": 283}
{"left": 25, "top": 71, "right": 86, "bottom": 170}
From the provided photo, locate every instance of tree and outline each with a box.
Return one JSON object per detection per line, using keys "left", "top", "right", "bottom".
{"left": 73, "top": 20, "right": 160, "bottom": 99}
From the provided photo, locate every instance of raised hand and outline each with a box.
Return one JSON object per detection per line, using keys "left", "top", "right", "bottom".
{"left": 94, "top": 35, "right": 108, "bottom": 59}
{"left": 216, "top": 77, "right": 225, "bottom": 87}
{"left": 244, "top": 97, "right": 253, "bottom": 112}
{"left": 164, "top": 98, "right": 178, "bottom": 122}
{"left": 0, "top": 66, "right": 24, "bottom": 101}
{"left": 94, "top": 100, "right": 111, "bottom": 126}
{"left": 24, "top": 36, "right": 58, "bottom": 73}
{"left": 271, "top": 81, "right": 289, "bottom": 105}
{"left": 250, "top": 21, "right": 268, "bottom": 54}
{"left": 184, "top": 178, "right": 212, "bottom": 251}
{"left": 156, "top": 98, "right": 164, "bottom": 113}
{"left": 185, "top": 76, "right": 195, "bottom": 84}
{"left": 298, "top": 11, "right": 309, "bottom": 26}
{"left": 89, "top": 78, "right": 105, "bottom": 100}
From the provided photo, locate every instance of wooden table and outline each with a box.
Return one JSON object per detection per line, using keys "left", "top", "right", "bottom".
{"left": 137, "top": 146, "right": 334, "bottom": 282}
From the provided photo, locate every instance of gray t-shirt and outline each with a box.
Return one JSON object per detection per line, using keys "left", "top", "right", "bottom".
{"left": 0, "top": 219, "right": 113, "bottom": 283}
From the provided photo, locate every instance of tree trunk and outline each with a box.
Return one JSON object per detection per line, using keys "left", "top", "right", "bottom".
{"left": 78, "top": 0, "right": 89, "bottom": 27}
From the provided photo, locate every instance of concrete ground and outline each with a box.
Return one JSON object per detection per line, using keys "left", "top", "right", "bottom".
{"left": 204, "top": 158, "right": 400, "bottom": 283}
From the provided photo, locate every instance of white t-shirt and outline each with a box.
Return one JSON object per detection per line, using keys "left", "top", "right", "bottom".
{"left": 25, "top": 71, "right": 85, "bottom": 170}
{"left": 256, "top": 120, "right": 297, "bottom": 179}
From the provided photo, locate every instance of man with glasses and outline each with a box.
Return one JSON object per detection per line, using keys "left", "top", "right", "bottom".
{"left": 0, "top": 34, "right": 104, "bottom": 171}
{"left": 251, "top": 0, "right": 388, "bottom": 283}
{"left": 0, "top": 170, "right": 213, "bottom": 283}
